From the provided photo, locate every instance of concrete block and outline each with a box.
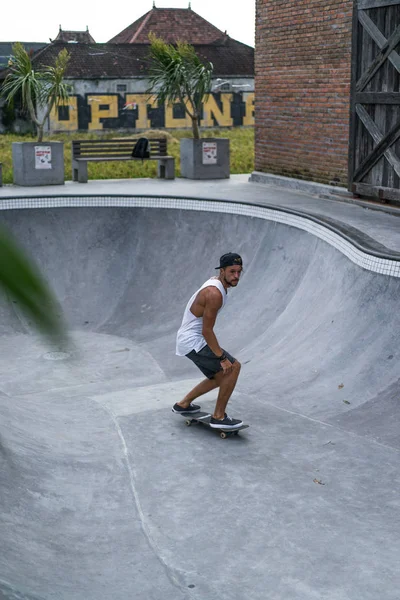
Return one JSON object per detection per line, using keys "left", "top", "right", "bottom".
{"left": 12, "top": 142, "right": 65, "bottom": 186}
{"left": 157, "top": 157, "right": 175, "bottom": 180}
{"left": 249, "top": 171, "right": 352, "bottom": 199}
{"left": 72, "top": 159, "right": 88, "bottom": 183}
{"left": 180, "top": 138, "right": 230, "bottom": 179}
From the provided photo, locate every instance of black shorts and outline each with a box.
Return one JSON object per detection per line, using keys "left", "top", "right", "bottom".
{"left": 186, "top": 345, "right": 236, "bottom": 379}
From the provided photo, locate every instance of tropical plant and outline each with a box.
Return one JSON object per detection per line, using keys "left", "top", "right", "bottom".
{"left": 1, "top": 42, "right": 71, "bottom": 143}
{"left": 147, "top": 34, "right": 213, "bottom": 139}
{"left": 0, "top": 227, "right": 66, "bottom": 344}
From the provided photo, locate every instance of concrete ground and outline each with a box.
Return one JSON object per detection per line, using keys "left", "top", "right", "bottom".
{"left": 0, "top": 176, "right": 399, "bottom": 600}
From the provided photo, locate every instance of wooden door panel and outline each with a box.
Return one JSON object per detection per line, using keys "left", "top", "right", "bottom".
{"left": 349, "top": 0, "right": 400, "bottom": 201}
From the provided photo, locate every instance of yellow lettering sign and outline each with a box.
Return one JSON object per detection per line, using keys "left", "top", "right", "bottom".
{"left": 45, "top": 92, "right": 253, "bottom": 133}
{"left": 201, "top": 93, "right": 233, "bottom": 128}
{"left": 88, "top": 95, "right": 118, "bottom": 130}
{"left": 124, "top": 94, "right": 158, "bottom": 129}
{"left": 49, "top": 97, "right": 78, "bottom": 131}
{"left": 243, "top": 92, "right": 255, "bottom": 126}
{"left": 165, "top": 102, "right": 192, "bottom": 129}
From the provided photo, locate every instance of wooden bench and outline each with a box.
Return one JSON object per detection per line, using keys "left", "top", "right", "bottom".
{"left": 71, "top": 138, "right": 175, "bottom": 183}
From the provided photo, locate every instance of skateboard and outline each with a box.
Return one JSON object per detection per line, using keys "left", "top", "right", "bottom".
{"left": 179, "top": 411, "right": 249, "bottom": 439}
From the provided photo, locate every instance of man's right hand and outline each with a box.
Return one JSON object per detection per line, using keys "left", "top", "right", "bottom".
{"left": 221, "top": 358, "right": 233, "bottom": 374}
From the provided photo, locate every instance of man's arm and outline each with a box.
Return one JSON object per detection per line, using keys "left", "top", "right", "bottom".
{"left": 202, "top": 288, "right": 224, "bottom": 358}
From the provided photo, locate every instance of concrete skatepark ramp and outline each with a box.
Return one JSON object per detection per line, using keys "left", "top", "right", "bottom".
{"left": 0, "top": 198, "right": 399, "bottom": 600}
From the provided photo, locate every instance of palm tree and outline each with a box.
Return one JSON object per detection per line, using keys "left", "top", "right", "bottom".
{"left": 0, "top": 227, "right": 66, "bottom": 344}
{"left": 147, "top": 34, "right": 213, "bottom": 139}
{"left": 1, "top": 44, "right": 66, "bottom": 343}
{"left": 1, "top": 42, "right": 71, "bottom": 143}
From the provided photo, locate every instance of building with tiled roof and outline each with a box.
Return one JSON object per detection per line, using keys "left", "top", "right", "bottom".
{"left": 108, "top": 5, "right": 227, "bottom": 45}
{"left": 0, "top": 6, "right": 254, "bottom": 134}
{"left": 30, "top": 40, "right": 253, "bottom": 79}
{"left": 52, "top": 26, "right": 96, "bottom": 44}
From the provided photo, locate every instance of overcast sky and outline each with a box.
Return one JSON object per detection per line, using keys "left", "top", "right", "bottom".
{"left": 0, "top": 0, "right": 256, "bottom": 47}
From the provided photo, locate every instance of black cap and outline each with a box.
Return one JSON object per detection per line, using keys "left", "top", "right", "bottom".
{"left": 215, "top": 253, "right": 243, "bottom": 269}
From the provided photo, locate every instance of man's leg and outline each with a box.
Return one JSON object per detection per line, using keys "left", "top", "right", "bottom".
{"left": 177, "top": 377, "right": 219, "bottom": 409}
{"left": 211, "top": 361, "right": 241, "bottom": 420}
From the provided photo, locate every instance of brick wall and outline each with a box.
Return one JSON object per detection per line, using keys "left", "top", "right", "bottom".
{"left": 255, "top": 0, "right": 353, "bottom": 186}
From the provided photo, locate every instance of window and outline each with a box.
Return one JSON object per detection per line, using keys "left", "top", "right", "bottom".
{"left": 58, "top": 105, "right": 70, "bottom": 121}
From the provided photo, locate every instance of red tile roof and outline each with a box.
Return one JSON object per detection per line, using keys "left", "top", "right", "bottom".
{"left": 108, "top": 7, "right": 228, "bottom": 45}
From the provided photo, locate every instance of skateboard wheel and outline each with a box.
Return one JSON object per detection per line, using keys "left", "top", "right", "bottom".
{"left": 220, "top": 431, "right": 227, "bottom": 439}
{"left": 185, "top": 419, "right": 192, "bottom": 426}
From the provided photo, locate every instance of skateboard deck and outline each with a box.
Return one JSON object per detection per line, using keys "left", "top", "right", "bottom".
{"left": 179, "top": 411, "right": 249, "bottom": 439}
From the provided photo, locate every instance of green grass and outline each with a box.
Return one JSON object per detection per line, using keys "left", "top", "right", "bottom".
{"left": 0, "top": 128, "right": 254, "bottom": 184}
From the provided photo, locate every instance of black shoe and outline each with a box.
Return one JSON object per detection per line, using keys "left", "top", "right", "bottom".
{"left": 209, "top": 414, "right": 243, "bottom": 429}
{"left": 172, "top": 402, "right": 201, "bottom": 414}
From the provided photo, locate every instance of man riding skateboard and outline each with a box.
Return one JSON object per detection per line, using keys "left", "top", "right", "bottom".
{"left": 172, "top": 253, "right": 243, "bottom": 429}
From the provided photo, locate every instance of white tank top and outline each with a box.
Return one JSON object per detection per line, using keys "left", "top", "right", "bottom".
{"left": 176, "top": 277, "right": 227, "bottom": 356}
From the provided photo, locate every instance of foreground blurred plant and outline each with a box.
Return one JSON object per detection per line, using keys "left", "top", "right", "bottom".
{"left": 0, "top": 227, "right": 66, "bottom": 344}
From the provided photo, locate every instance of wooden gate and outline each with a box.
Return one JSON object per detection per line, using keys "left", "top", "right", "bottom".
{"left": 349, "top": 0, "right": 400, "bottom": 202}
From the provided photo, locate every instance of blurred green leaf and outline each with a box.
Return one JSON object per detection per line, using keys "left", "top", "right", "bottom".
{"left": 0, "top": 226, "right": 66, "bottom": 344}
